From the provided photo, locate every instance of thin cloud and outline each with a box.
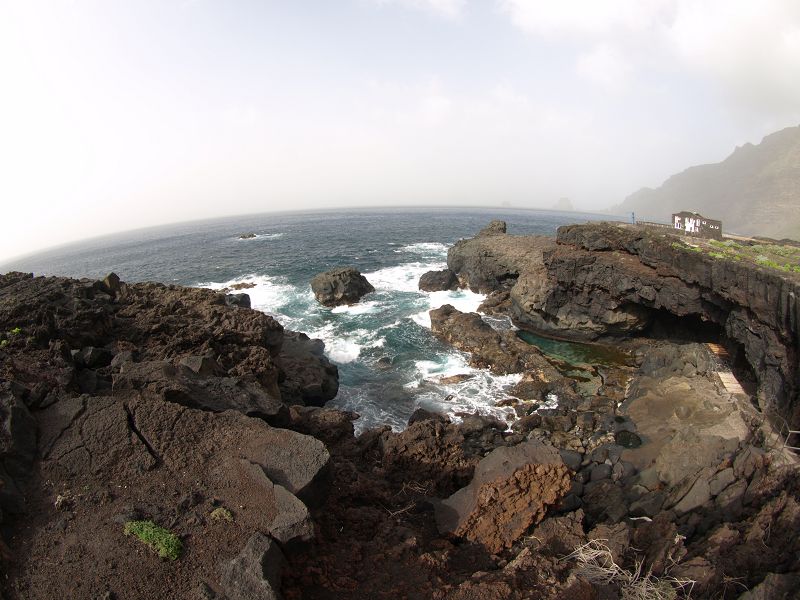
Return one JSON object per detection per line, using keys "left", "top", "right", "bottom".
{"left": 499, "top": 0, "right": 800, "bottom": 117}
{"left": 370, "top": 0, "right": 466, "bottom": 19}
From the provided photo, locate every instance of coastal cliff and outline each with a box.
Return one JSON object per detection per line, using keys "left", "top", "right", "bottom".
{"left": 448, "top": 222, "right": 800, "bottom": 430}
{"left": 3, "top": 236, "right": 800, "bottom": 599}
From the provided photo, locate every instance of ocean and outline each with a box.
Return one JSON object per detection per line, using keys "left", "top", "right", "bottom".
{"left": 3, "top": 207, "right": 611, "bottom": 431}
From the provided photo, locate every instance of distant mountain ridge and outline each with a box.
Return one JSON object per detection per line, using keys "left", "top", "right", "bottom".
{"left": 615, "top": 125, "right": 800, "bottom": 240}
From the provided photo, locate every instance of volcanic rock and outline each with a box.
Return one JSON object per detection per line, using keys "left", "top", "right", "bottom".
{"left": 447, "top": 228, "right": 554, "bottom": 293}
{"left": 225, "top": 293, "right": 252, "bottom": 308}
{"left": 113, "top": 360, "right": 289, "bottom": 424}
{"left": 219, "top": 532, "right": 285, "bottom": 600}
{"left": 275, "top": 331, "right": 338, "bottom": 406}
{"left": 478, "top": 220, "right": 507, "bottom": 236}
{"left": 429, "top": 304, "right": 562, "bottom": 378}
{"left": 310, "top": 267, "right": 375, "bottom": 307}
{"left": 434, "top": 440, "right": 570, "bottom": 553}
{"left": 418, "top": 269, "right": 459, "bottom": 292}
{"left": 448, "top": 221, "right": 800, "bottom": 431}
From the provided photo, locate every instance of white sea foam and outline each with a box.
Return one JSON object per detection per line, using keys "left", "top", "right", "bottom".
{"left": 196, "top": 274, "right": 296, "bottom": 315}
{"left": 538, "top": 392, "right": 560, "bottom": 411}
{"left": 482, "top": 315, "right": 517, "bottom": 332}
{"left": 411, "top": 288, "right": 486, "bottom": 328}
{"left": 400, "top": 242, "right": 449, "bottom": 255}
{"left": 305, "top": 324, "right": 385, "bottom": 364}
{"left": 413, "top": 355, "right": 472, "bottom": 381}
{"left": 408, "top": 353, "right": 521, "bottom": 427}
{"left": 331, "top": 300, "right": 383, "bottom": 315}
{"left": 364, "top": 261, "right": 447, "bottom": 293}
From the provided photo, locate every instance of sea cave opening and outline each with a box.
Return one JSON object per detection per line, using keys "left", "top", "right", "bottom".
{"left": 642, "top": 307, "right": 758, "bottom": 397}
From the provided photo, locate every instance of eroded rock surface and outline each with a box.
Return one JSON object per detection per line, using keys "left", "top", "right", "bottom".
{"left": 310, "top": 267, "right": 374, "bottom": 307}
{"left": 435, "top": 441, "right": 570, "bottom": 553}
{"left": 448, "top": 221, "right": 800, "bottom": 430}
{"left": 0, "top": 271, "right": 336, "bottom": 599}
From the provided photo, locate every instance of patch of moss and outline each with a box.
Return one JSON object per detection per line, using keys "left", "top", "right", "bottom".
{"left": 671, "top": 241, "right": 702, "bottom": 253}
{"left": 210, "top": 507, "right": 234, "bottom": 522}
{"left": 123, "top": 520, "right": 183, "bottom": 560}
{"left": 9, "top": 327, "right": 21, "bottom": 335}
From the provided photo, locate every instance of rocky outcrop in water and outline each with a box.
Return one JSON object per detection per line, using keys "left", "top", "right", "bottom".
{"left": 418, "top": 268, "right": 458, "bottom": 292}
{"left": 310, "top": 267, "right": 375, "bottom": 307}
{"left": 429, "top": 304, "right": 561, "bottom": 378}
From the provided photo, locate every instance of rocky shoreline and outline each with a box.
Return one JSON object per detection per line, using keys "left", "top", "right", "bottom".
{"left": 1, "top": 221, "right": 799, "bottom": 599}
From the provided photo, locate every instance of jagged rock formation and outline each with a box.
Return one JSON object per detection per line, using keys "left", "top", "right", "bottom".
{"left": 310, "top": 267, "right": 374, "bottom": 307}
{"left": 477, "top": 219, "right": 507, "bottom": 236}
{"left": 435, "top": 441, "right": 570, "bottom": 553}
{"left": 0, "top": 271, "right": 336, "bottom": 599}
{"left": 429, "top": 304, "right": 561, "bottom": 378}
{"left": 448, "top": 222, "right": 800, "bottom": 429}
{"left": 614, "top": 124, "right": 800, "bottom": 240}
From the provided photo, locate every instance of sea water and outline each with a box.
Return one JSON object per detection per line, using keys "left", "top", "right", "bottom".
{"left": 4, "top": 208, "right": 610, "bottom": 431}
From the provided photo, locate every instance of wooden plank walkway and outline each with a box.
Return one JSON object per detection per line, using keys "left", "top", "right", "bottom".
{"left": 706, "top": 343, "right": 747, "bottom": 396}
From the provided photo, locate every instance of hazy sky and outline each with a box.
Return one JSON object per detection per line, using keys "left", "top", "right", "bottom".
{"left": 2, "top": 0, "right": 799, "bottom": 262}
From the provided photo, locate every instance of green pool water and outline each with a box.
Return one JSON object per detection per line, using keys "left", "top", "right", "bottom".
{"left": 516, "top": 330, "right": 632, "bottom": 369}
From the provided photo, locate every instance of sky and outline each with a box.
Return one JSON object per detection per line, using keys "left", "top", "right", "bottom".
{"left": 1, "top": 0, "right": 799, "bottom": 262}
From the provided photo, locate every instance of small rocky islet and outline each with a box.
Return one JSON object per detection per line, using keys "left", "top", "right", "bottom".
{"left": 1, "top": 221, "right": 799, "bottom": 599}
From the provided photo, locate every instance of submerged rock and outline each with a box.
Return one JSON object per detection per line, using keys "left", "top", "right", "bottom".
{"left": 310, "top": 267, "right": 375, "bottom": 307}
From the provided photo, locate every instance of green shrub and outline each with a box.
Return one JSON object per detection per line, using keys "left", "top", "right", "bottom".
{"left": 124, "top": 520, "right": 183, "bottom": 560}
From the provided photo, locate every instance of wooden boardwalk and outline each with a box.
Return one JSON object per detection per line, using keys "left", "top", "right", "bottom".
{"left": 706, "top": 343, "right": 747, "bottom": 396}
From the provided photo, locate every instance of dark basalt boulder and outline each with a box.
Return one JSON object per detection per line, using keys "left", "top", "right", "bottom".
{"left": 418, "top": 269, "right": 458, "bottom": 292}
{"left": 276, "top": 331, "right": 339, "bottom": 406}
{"left": 310, "top": 267, "right": 375, "bottom": 307}
{"left": 225, "top": 292, "right": 252, "bottom": 308}
{"left": 429, "top": 304, "right": 562, "bottom": 377}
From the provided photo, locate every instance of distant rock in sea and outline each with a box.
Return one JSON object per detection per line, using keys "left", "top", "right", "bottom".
{"left": 239, "top": 232, "right": 257, "bottom": 239}
{"left": 552, "top": 197, "right": 573, "bottom": 211}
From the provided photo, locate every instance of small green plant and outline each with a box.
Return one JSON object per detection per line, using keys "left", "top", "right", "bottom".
{"left": 671, "top": 241, "right": 702, "bottom": 253}
{"left": 9, "top": 327, "right": 21, "bottom": 335}
{"left": 123, "top": 520, "right": 183, "bottom": 560}
{"left": 210, "top": 507, "right": 234, "bottom": 522}
{"left": 708, "top": 252, "right": 726, "bottom": 259}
